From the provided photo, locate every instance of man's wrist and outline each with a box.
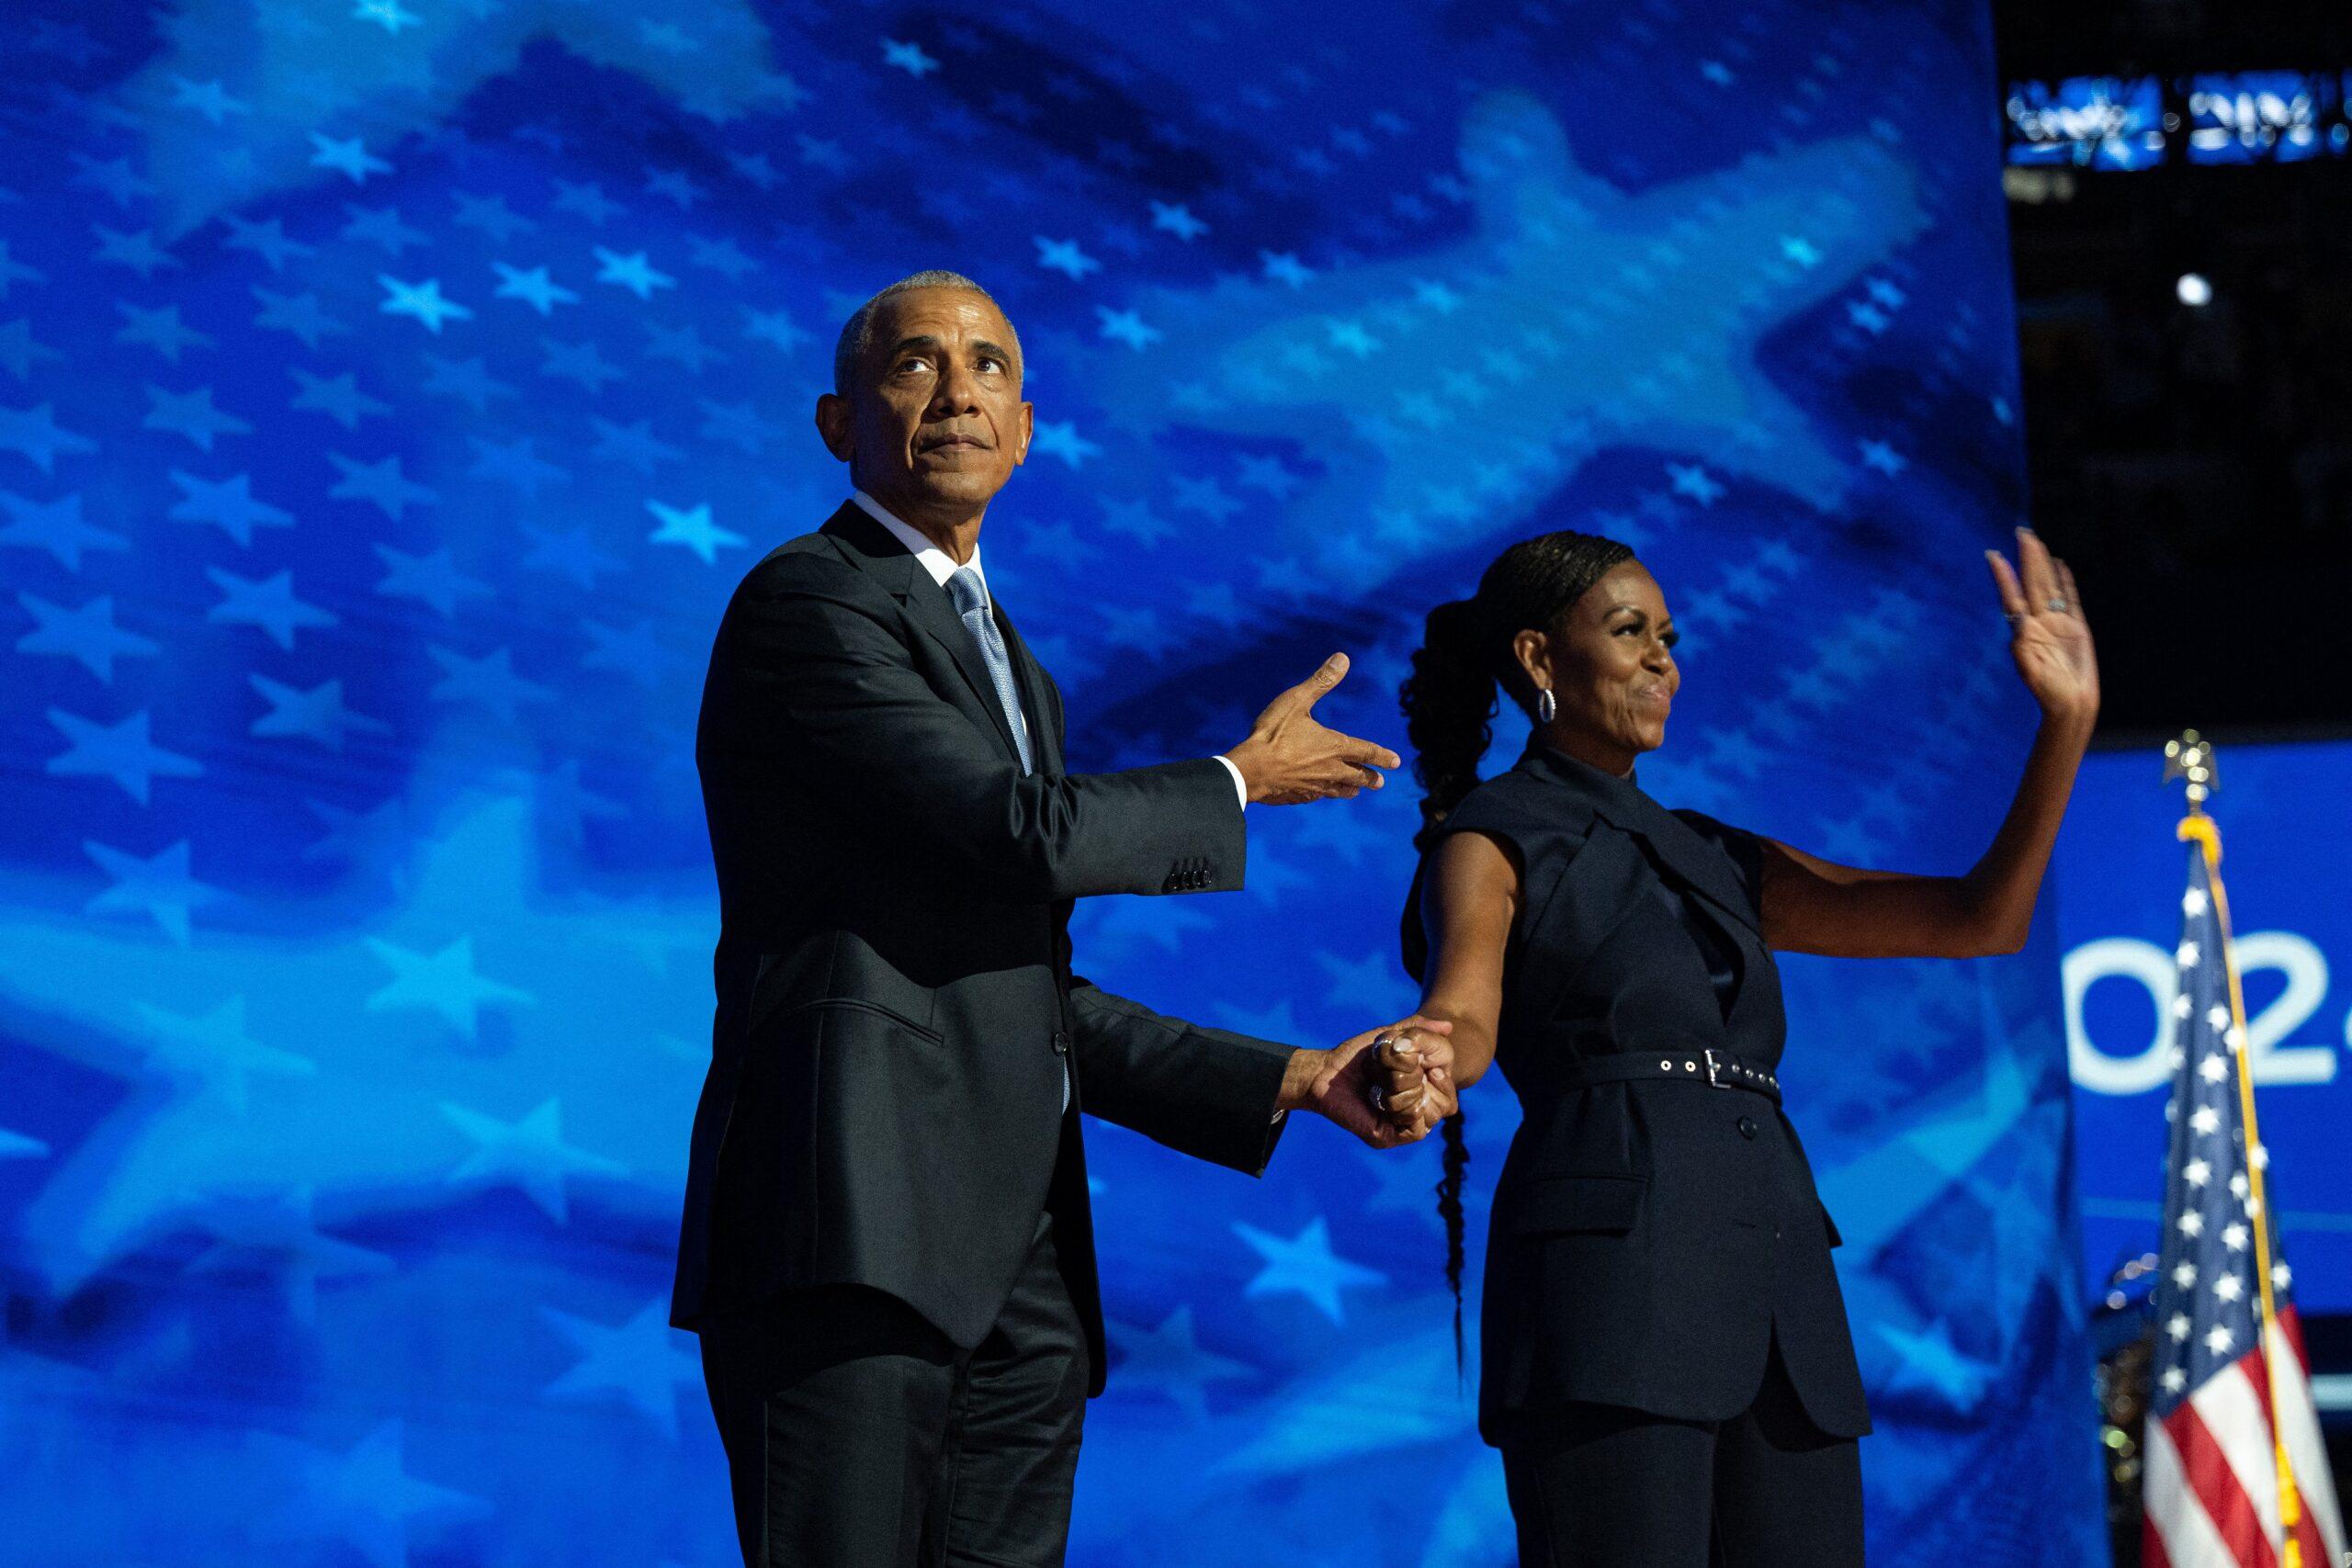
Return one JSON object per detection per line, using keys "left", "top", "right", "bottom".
{"left": 1276, "top": 1047, "right": 1326, "bottom": 1112}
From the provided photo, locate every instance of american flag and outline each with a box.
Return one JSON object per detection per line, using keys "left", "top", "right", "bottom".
{"left": 2143, "top": 825, "right": 2346, "bottom": 1568}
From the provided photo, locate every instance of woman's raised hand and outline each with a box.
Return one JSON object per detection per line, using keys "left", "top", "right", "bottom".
{"left": 1984, "top": 526, "right": 2099, "bottom": 727}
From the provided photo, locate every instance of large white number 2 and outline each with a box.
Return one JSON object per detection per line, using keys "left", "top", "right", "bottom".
{"left": 2063, "top": 932, "right": 2337, "bottom": 1095}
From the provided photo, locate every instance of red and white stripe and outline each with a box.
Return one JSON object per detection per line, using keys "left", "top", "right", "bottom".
{"left": 2144, "top": 1309, "right": 2346, "bottom": 1568}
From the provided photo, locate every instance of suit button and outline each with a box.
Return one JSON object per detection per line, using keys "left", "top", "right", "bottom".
{"left": 1052, "top": 1032, "right": 1070, "bottom": 1055}
{"left": 1736, "top": 1115, "right": 1758, "bottom": 1140}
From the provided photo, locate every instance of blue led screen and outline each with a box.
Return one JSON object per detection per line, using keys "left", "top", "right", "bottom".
{"left": 0, "top": 3, "right": 2106, "bottom": 1563}
{"left": 2006, "top": 77, "right": 2168, "bottom": 170}
{"left": 2184, "top": 72, "right": 2333, "bottom": 164}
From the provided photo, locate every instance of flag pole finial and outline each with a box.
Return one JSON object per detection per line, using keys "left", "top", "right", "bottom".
{"left": 2164, "top": 729, "right": 2219, "bottom": 811}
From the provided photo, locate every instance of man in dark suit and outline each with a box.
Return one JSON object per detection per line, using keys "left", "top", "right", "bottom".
{"left": 673, "top": 270, "right": 1450, "bottom": 1567}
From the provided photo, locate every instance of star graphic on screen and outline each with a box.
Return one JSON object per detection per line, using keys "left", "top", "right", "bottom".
{"left": 521, "top": 522, "right": 627, "bottom": 588}
{"left": 1231, "top": 1216, "right": 1387, "bottom": 1324}
{"left": 375, "top": 544, "right": 492, "bottom": 617}
{"left": 365, "top": 934, "right": 536, "bottom": 1039}
{"left": 134, "top": 993, "right": 317, "bottom": 1107}
{"left": 115, "top": 301, "right": 215, "bottom": 362}
{"left": 1094, "top": 91, "right": 1923, "bottom": 586}
{"left": 450, "top": 190, "right": 534, "bottom": 242}
{"left": 426, "top": 645, "right": 556, "bottom": 723}
{"left": 1148, "top": 200, "right": 1207, "bottom": 241}
{"left": 686, "top": 235, "right": 757, "bottom": 280}
{"left": 288, "top": 367, "right": 391, "bottom": 429}
{"left": 0, "top": 319, "right": 64, "bottom": 381}
{"left": 93, "top": 226, "right": 185, "bottom": 280}
{"left": 1031, "top": 420, "right": 1101, "bottom": 468}
{"left": 45, "top": 708, "right": 203, "bottom": 804}
{"left": 550, "top": 178, "right": 624, "bottom": 225}
{"left": 419, "top": 354, "right": 517, "bottom": 412}
{"left": 16, "top": 592, "right": 159, "bottom": 681}
{"left": 342, "top": 203, "right": 429, "bottom": 255}
{"left": 593, "top": 247, "right": 676, "bottom": 299}
{"left": 440, "top": 1097, "right": 624, "bottom": 1224}
{"left": 881, "top": 38, "right": 940, "bottom": 76}
{"left": 1107, "top": 1305, "right": 1253, "bottom": 1421}
{"left": 328, "top": 452, "right": 438, "bottom": 518}
{"left": 644, "top": 321, "right": 726, "bottom": 372}
{"left": 85, "top": 840, "right": 226, "bottom": 947}
{"left": 539, "top": 337, "right": 625, "bottom": 393}
{"left": 590, "top": 416, "right": 684, "bottom": 474}
{"left": 142, "top": 384, "right": 251, "bottom": 451}
{"left": 0, "top": 240, "right": 48, "bottom": 298}
{"left": 378, "top": 276, "right": 474, "bottom": 333}
{"left": 489, "top": 261, "right": 579, "bottom": 315}
{"left": 207, "top": 567, "right": 339, "bottom": 649}
{"left": 242, "top": 280, "right": 340, "bottom": 345}
{"left": 186, "top": 1183, "right": 391, "bottom": 1326}
{"left": 1035, "top": 236, "right": 1101, "bottom": 280}
{"left": 645, "top": 499, "right": 744, "bottom": 563}
{"left": 466, "top": 434, "right": 571, "bottom": 496}
{"left": 167, "top": 470, "right": 294, "bottom": 546}
{"left": 308, "top": 131, "right": 393, "bottom": 184}
{"left": 539, "top": 1296, "right": 699, "bottom": 1438}
{"left": 1874, "top": 1317, "right": 1994, "bottom": 1410}
{"left": 354, "top": 0, "right": 424, "bottom": 35}
{"left": 741, "top": 307, "right": 809, "bottom": 353}
{"left": 251, "top": 674, "right": 393, "bottom": 751}
{"left": 249, "top": 1420, "right": 489, "bottom": 1568}
{"left": 220, "top": 214, "right": 314, "bottom": 271}
{"left": 1096, "top": 307, "right": 1160, "bottom": 350}
{"left": 0, "top": 403, "right": 100, "bottom": 472}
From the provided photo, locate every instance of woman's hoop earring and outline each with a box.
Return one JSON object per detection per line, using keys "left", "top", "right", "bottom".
{"left": 1536, "top": 688, "right": 1556, "bottom": 725}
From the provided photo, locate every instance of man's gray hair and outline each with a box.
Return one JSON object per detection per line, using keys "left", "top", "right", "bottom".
{"left": 831, "top": 270, "right": 1020, "bottom": 395}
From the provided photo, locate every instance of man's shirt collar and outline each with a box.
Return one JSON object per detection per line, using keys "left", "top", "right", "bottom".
{"left": 851, "top": 490, "right": 988, "bottom": 600}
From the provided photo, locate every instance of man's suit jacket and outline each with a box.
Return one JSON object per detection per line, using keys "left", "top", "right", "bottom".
{"left": 672, "top": 502, "right": 1293, "bottom": 1393}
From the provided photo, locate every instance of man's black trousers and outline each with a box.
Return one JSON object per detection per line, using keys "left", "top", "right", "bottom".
{"left": 697, "top": 1204, "right": 1088, "bottom": 1567}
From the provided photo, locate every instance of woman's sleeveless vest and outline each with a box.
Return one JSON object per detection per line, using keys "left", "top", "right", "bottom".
{"left": 1404, "top": 741, "right": 1871, "bottom": 1443}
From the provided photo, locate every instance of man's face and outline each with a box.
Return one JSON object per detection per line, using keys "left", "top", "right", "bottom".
{"left": 818, "top": 288, "right": 1032, "bottom": 523}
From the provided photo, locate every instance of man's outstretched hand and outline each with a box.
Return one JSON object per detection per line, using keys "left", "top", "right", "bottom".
{"left": 1279, "top": 1015, "right": 1455, "bottom": 1148}
{"left": 1224, "top": 653, "right": 1402, "bottom": 805}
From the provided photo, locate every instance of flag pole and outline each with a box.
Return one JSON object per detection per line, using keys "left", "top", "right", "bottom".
{"left": 2165, "top": 730, "right": 2305, "bottom": 1566}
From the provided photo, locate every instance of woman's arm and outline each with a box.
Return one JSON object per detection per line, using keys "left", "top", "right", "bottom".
{"left": 1410, "top": 829, "right": 1523, "bottom": 1088}
{"left": 1759, "top": 527, "right": 2099, "bottom": 960}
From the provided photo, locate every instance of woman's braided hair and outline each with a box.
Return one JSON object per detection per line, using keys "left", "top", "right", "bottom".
{"left": 1396, "top": 530, "right": 1635, "bottom": 1371}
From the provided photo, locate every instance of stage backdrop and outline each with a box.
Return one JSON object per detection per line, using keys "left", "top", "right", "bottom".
{"left": 0, "top": 4, "right": 2107, "bottom": 1563}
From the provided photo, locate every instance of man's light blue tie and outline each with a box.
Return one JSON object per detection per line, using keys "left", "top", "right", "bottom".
{"left": 949, "top": 566, "right": 1061, "bottom": 1108}
{"left": 946, "top": 565, "right": 1033, "bottom": 775}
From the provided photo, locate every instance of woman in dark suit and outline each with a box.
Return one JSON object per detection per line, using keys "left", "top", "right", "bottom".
{"left": 1395, "top": 525, "right": 2098, "bottom": 1566}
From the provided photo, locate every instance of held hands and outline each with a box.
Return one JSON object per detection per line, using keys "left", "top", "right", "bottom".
{"left": 1280, "top": 1015, "right": 1457, "bottom": 1149}
{"left": 1224, "top": 653, "right": 1403, "bottom": 805}
{"left": 1984, "top": 527, "right": 2099, "bottom": 728}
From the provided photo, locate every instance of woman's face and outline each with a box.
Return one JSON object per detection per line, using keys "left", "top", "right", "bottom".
{"left": 1514, "top": 559, "right": 1679, "bottom": 774}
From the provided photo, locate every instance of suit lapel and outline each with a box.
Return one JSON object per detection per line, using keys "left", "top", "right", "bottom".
{"left": 820, "top": 502, "right": 1026, "bottom": 768}
{"left": 994, "top": 605, "right": 1062, "bottom": 774}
